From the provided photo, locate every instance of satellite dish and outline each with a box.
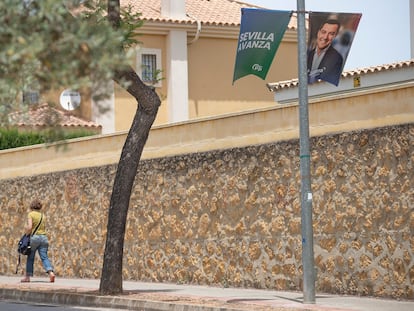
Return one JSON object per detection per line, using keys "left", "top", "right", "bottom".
{"left": 59, "top": 89, "right": 81, "bottom": 111}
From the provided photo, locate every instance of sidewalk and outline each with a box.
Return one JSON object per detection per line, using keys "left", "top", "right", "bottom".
{"left": 0, "top": 275, "right": 413, "bottom": 311}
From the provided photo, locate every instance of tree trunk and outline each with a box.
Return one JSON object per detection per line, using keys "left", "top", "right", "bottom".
{"left": 98, "top": 70, "right": 160, "bottom": 295}
{"left": 99, "top": 0, "right": 161, "bottom": 295}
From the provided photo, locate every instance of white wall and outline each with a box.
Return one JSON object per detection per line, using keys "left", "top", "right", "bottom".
{"left": 411, "top": 0, "right": 414, "bottom": 58}
{"left": 92, "top": 81, "right": 115, "bottom": 134}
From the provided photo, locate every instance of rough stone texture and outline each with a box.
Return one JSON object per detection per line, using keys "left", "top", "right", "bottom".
{"left": 1, "top": 124, "right": 413, "bottom": 300}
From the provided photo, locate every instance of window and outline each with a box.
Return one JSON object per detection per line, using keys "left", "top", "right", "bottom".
{"left": 142, "top": 54, "right": 157, "bottom": 82}
{"left": 22, "top": 90, "right": 39, "bottom": 105}
{"left": 137, "top": 48, "right": 162, "bottom": 87}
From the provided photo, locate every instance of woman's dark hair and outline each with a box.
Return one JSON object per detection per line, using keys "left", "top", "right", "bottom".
{"left": 30, "top": 199, "right": 42, "bottom": 210}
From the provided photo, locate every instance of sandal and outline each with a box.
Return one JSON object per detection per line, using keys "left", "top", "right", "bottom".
{"left": 49, "top": 273, "right": 55, "bottom": 283}
{"left": 21, "top": 278, "right": 30, "bottom": 283}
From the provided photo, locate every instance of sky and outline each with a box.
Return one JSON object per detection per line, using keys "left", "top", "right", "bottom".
{"left": 244, "top": 0, "right": 411, "bottom": 70}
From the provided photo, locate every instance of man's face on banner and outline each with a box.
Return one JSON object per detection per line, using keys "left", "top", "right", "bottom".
{"left": 316, "top": 22, "right": 339, "bottom": 51}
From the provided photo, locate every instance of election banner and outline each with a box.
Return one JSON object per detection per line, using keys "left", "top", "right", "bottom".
{"left": 307, "top": 12, "right": 362, "bottom": 86}
{"left": 233, "top": 8, "right": 291, "bottom": 84}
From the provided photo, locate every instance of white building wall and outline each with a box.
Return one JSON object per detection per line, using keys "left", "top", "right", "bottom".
{"left": 161, "top": 0, "right": 186, "bottom": 20}
{"left": 161, "top": 0, "right": 189, "bottom": 123}
{"left": 166, "top": 30, "right": 189, "bottom": 123}
{"left": 272, "top": 66, "right": 414, "bottom": 104}
{"left": 92, "top": 81, "right": 115, "bottom": 134}
{"left": 411, "top": 0, "right": 414, "bottom": 58}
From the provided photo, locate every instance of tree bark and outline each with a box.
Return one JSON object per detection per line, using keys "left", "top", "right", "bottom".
{"left": 99, "top": 67, "right": 160, "bottom": 295}
{"left": 99, "top": 0, "right": 161, "bottom": 295}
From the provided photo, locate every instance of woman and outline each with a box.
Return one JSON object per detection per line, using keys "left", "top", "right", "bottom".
{"left": 21, "top": 199, "right": 55, "bottom": 283}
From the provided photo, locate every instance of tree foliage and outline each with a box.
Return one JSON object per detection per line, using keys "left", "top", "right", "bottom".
{"left": 0, "top": 0, "right": 142, "bottom": 119}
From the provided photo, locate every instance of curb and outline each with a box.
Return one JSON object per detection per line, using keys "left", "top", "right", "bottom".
{"left": 0, "top": 287, "right": 280, "bottom": 311}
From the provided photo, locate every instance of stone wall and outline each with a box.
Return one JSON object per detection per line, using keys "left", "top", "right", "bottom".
{"left": 0, "top": 123, "right": 413, "bottom": 299}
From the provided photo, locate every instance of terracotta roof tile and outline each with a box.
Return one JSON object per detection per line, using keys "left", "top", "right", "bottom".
{"left": 8, "top": 104, "right": 101, "bottom": 130}
{"left": 267, "top": 59, "right": 414, "bottom": 91}
{"left": 122, "top": 0, "right": 297, "bottom": 29}
{"left": 341, "top": 60, "right": 414, "bottom": 77}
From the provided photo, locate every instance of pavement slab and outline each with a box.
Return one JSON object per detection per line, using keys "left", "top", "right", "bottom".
{"left": 0, "top": 276, "right": 413, "bottom": 311}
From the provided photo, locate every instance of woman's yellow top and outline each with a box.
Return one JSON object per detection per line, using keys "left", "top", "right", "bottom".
{"left": 28, "top": 211, "right": 46, "bottom": 235}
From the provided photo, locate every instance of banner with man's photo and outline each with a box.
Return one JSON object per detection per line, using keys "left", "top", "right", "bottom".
{"left": 233, "top": 9, "right": 362, "bottom": 87}
{"left": 307, "top": 12, "right": 362, "bottom": 86}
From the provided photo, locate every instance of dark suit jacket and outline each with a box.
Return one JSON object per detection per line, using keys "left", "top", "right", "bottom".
{"left": 307, "top": 45, "right": 343, "bottom": 86}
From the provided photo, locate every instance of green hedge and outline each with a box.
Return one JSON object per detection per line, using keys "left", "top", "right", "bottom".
{"left": 0, "top": 128, "right": 96, "bottom": 150}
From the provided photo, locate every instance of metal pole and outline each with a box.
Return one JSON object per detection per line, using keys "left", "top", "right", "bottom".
{"left": 296, "top": 0, "right": 315, "bottom": 304}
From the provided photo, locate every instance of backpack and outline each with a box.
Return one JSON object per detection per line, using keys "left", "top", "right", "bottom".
{"left": 17, "top": 234, "right": 32, "bottom": 255}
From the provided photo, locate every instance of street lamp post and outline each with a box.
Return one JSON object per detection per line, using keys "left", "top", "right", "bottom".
{"left": 296, "top": 0, "right": 316, "bottom": 304}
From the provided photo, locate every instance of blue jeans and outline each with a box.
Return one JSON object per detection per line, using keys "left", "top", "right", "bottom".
{"left": 25, "top": 234, "right": 54, "bottom": 276}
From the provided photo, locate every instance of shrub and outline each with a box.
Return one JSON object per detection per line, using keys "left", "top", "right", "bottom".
{"left": 0, "top": 128, "right": 96, "bottom": 150}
